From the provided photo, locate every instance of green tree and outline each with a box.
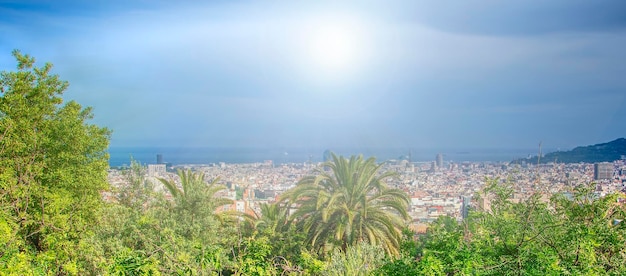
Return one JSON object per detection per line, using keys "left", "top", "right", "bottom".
{"left": 255, "top": 202, "right": 289, "bottom": 234}
{"left": 158, "top": 169, "right": 233, "bottom": 228}
{"left": 547, "top": 184, "right": 626, "bottom": 274}
{"left": 417, "top": 179, "right": 626, "bottom": 275}
{"left": 0, "top": 50, "right": 110, "bottom": 274}
{"left": 117, "top": 159, "right": 154, "bottom": 210}
{"left": 280, "top": 153, "right": 410, "bottom": 256}
{"left": 251, "top": 202, "right": 307, "bottom": 273}
{"left": 374, "top": 228, "right": 422, "bottom": 276}
{"left": 108, "top": 248, "right": 161, "bottom": 276}
{"left": 417, "top": 179, "right": 562, "bottom": 275}
{"left": 154, "top": 169, "right": 240, "bottom": 273}
{"left": 235, "top": 235, "right": 277, "bottom": 276}
{"left": 97, "top": 162, "right": 236, "bottom": 275}
{"left": 325, "top": 242, "right": 386, "bottom": 276}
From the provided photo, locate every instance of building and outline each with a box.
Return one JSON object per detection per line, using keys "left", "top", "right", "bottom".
{"left": 461, "top": 195, "right": 472, "bottom": 219}
{"left": 594, "top": 162, "right": 613, "bottom": 180}
{"left": 147, "top": 164, "right": 167, "bottom": 177}
{"left": 478, "top": 196, "right": 491, "bottom": 213}
{"left": 156, "top": 154, "right": 163, "bottom": 164}
{"left": 218, "top": 188, "right": 256, "bottom": 216}
{"left": 436, "top": 153, "right": 444, "bottom": 168}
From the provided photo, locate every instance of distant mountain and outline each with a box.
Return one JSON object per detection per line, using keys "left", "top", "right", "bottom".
{"left": 512, "top": 138, "right": 626, "bottom": 164}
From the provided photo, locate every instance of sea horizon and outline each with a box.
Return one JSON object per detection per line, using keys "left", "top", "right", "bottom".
{"left": 107, "top": 146, "right": 553, "bottom": 167}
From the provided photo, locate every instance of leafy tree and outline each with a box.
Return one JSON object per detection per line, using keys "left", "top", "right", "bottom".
{"left": 416, "top": 179, "right": 562, "bottom": 275}
{"left": 158, "top": 169, "right": 233, "bottom": 228}
{"left": 255, "top": 202, "right": 290, "bottom": 234}
{"left": 298, "top": 250, "right": 326, "bottom": 275}
{"left": 108, "top": 248, "right": 161, "bottom": 276}
{"left": 117, "top": 159, "right": 154, "bottom": 210}
{"left": 374, "top": 228, "right": 422, "bottom": 276}
{"left": 0, "top": 50, "right": 110, "bottom": 274}
{"left": 235, "top": 235, "right": 277, "bottom": 276}
{"left": 375, "top": 257, "right": 422, "bottom": 276}
{"left": 154, "top": 169, "right": 248, "bottom": 274}
{"left": 325, "top": 242, "right": 386, "bottom": 276}
{"left": 280, "top": 153, "right": 410, "bottom": 256}
{"left": 98, "top": 163, "right": 237, "bottom": 275}
{"left": 250, "top": 202, "right": 307, "bottom": 274}
{"left": 417, "top": 178, "right": 626, "bottom": 275}
{"left": 547, "top": 184, "right": 626, "bottom": 274}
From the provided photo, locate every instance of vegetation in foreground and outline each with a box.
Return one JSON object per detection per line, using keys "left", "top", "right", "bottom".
{"left": 2, "top": 52, "right": 626, "bottom": 275}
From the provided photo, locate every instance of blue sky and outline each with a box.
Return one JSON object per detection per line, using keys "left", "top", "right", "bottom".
{"left": 1, "top": 0, "right": 625, "bottom": 150}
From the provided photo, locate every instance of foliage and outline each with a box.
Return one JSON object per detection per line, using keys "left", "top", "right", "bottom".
{"left": 325, "top": 242, "right": 386, "bottom": 276}
{"left": 96, "top": 164, "right": 238, "bottom": 275}
{"left": 235, "top": 235, "right": 276, "bottom": 276}
{"left": 548, "top": 184, "right": 626, "bottom": 274}
{"left": 374, "top": 228, "right": 421, "bottom": 276}
{"left": 158, "top": 169, "right": 234, "bottom": 227}
{"left": 255, "top": 202, "right": 290, "bottom": 234}
{"left": 375, "top": 256, "right": 421, "bottom": 276}
{"left": 417, "top": 178, "right": 626, "bottom": 275}
{"left": 109, "top": 248, "right": 161, "bottom": 276}
{"left": 0, "top": 50, "right": 110, "bottom": 274}
{"left": 117, "top": 159, "right": 154, "bottom": 210}
{"left": 298, "top": 250, "right": 326, "bottom": 275}
{"left": 280, "top": 153, "right": 410, "bottom": 256}
{"left": 253, "top": 202, "right": 306, "bottom": 267}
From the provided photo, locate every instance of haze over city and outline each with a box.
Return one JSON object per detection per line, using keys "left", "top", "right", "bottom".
{"left": 2, "top": 0, "right": 625, "bottom": 150}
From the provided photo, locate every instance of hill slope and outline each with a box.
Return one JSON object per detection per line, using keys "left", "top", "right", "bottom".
{"left": 513, "top": 138, "right": 626, "bottom": 164}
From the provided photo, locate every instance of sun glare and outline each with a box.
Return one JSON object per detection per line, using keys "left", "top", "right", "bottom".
{"left": 298, "top": 15, "right": 368, "bottom": 81}
{"left": 308, "top": 24, "right": 357, "bottom": 71}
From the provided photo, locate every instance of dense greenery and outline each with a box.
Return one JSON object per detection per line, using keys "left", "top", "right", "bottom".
{"left": 0, "top": 50, "right": 110, "bottom": 274}
{"left": 280, "top": 154, "right": 410, "bottom": 256}
{"left": 415, "top": 179, "right": 626, "bottom": 275}
{"left": 2, "top": 52, "right": 626, "bottom": 275}
{"left": 97, "top": 162, "right": 239, "bottom": 275}
{"left": 514, "top": 138, "right": 626, "bottom": 164}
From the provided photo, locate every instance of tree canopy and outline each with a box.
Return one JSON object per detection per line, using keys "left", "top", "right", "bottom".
{"left": 280, "top": 153, "right": 410, "bottom": 256}
{"left": 416, "top": 180, "right": 626, "bottom": 275}
{"left": 0, "top": 50, "right": 110, "bottom": 274}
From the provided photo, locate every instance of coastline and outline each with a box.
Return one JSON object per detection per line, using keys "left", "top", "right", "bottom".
{"left": 107, "top": 146, "right": 547, "bottom": 167}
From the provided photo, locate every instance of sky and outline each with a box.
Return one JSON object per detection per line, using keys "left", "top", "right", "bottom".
{"left": 1, "top": 0, "right": 626, "bottom": 151}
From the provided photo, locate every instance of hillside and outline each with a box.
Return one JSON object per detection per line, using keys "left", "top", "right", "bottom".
{"left": 513, "top": 138, "right": 626, "bottom": 164}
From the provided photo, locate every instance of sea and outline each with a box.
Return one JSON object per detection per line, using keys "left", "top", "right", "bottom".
{"left": 108, "top": 147, "right": 549, "bottom": 167}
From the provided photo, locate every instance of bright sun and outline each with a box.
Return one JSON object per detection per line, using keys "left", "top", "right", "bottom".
{"left": 300, "top": 16, "right": 367, "bottom": 80}
{"left": 308, "top": 25, "right": 357, "bottom": 71}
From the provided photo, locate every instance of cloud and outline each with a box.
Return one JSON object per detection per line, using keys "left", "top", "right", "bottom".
{"left": 400, "top": 0, "right": 626, "bottom": 36}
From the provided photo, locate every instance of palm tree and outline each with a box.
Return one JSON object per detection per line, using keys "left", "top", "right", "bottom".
{"left": 255, "top": 202, "right": 290, "bottom": 233}
{"left": 280, "top": 153, "right": 410, "bottom": 255}
{"left": 158, "top": 169, "right": 233, "bottom": 224}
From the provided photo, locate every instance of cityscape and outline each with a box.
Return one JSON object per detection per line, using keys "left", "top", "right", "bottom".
{"left": 3, "top": 0, "right": 626, "bottom": 274}
{"left": 108, "top": 151, "right": 626, "bottom": 233}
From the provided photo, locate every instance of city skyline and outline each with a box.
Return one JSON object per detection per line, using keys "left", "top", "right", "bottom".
{"left": 1, "top": 1, "right": 625, "bottom": 150}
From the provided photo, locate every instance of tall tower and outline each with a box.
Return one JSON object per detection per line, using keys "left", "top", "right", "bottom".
{"left": 461, "top": 196, "right": 472, "bottom": 219}
{"left": 156, "top": 154, "right": 163, "bottom": 164}
{"left": 436, "top": 153, "right": 443, "bottom": 168}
